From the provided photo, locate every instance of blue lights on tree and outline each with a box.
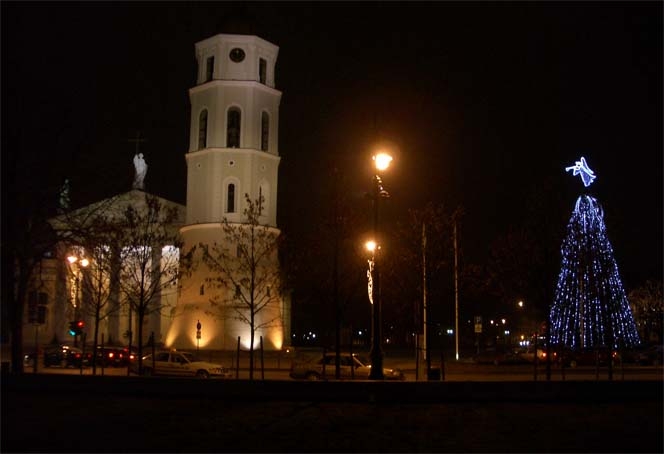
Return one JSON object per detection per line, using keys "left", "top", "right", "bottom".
{"left": 549, "top": 158, "right": 640, "bottom": 349}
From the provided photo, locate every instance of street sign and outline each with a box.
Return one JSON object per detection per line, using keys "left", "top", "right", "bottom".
{"left": 474, "top": 316, "right": 482, "bottom": 333}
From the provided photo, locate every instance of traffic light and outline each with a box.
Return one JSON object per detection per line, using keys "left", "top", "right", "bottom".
{"left": 68, "top": 320, "right": 85, "bottom": 336}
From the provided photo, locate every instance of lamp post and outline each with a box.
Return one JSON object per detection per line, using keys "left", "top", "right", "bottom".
{"left": 367, "top": 150, "right": 393, "bottom": 380}
{"left": 517, "top": 300, "right": 540, "bottom": 380}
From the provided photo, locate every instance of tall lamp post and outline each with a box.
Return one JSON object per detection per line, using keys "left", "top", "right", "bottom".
{"left": 367, "top": 150, "right": 393, "bottom": 380}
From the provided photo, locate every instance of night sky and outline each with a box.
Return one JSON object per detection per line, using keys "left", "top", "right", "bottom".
{"left": 3, "top": 2, "right": 662, "bottom": 291}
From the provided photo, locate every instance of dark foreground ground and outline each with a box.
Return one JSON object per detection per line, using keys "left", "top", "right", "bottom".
{"left": 2, "top": 375, "right": 662, "bottom": 453}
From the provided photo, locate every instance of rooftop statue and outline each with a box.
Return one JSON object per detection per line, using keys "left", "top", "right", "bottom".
{"left": 133, "top": 153, "right": 148, "bottom": 190}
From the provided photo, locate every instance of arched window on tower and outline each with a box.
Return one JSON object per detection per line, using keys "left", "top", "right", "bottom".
{"left": 227, "top": 108, "right": 241, "bottom": 148}
{"left": 258, "top": 186, "right": 263, "bottom": 215}
{"left": 205, "top": 56, "right": 214, "bottom": 82}
{"left": 227, "top": 183, "right": 236, "bottom": 213}
{"left": 198, "top": 109, "right": 208, "bottom": 150}
{"left": 261, "top": 112, "right": 269, "bottom": 152}
{"left": 259, "top": 58, "right": 267, "bottom": 84}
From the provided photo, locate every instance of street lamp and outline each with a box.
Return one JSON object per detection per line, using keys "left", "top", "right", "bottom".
{"left": 517, "top": 299, "right": 543, "bottom": 380}
{"left": 367, "top": 148, "right": 393, "bottom": 380}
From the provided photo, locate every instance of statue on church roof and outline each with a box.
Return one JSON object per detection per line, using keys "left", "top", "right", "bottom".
{"left": 58, "top": 178, "right": 70, "bottom": 213}
{"left": 133, "top": 153, "right": 148, "bottom": 190}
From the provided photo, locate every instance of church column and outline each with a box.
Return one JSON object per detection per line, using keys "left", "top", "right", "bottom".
{"left": 148, "top": 244, "right": 163, "bottom": 346}
{"left": 107, "top": 243, "right": 122, "bottom": 345}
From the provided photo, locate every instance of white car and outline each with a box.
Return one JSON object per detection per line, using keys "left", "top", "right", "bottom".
{"left": 139, "top": 350, "right": 232, "bottom": 378}
{"left": 290, "top": 352, "right": 405, "bottom": 380}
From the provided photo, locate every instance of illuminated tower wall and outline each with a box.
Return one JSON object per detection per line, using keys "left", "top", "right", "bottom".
{"left": 165, "top": 32, "right": 285, "bottom": 350}
{"left": 549, "top": 194, "right": 640, "bottom": 349}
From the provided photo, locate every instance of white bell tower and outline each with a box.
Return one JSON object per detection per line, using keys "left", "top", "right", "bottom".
{"left": 166, "top": 32, "right": 284, "bottom": 351}
{"left": 186, "top": 33, "right": 281, "bottom": 226}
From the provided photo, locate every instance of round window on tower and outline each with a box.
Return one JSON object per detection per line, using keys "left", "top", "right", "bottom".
{"left": 229, "top": 48, "right": 245, "bottom": 63}
{"left": 229, "top": 160, "right": 235, "bottom": 167}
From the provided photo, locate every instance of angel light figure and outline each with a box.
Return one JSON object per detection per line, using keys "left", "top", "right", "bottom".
{"left": 565, "top": 156, "right": 596, "bottom": 187}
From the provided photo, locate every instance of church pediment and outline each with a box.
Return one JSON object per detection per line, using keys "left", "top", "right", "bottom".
{"left": 49, "top": 189, "right": 186, "bottom": 232}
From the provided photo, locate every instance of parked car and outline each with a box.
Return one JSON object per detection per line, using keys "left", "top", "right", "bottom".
{"left": 95, "top": 346, "right": 135, "bottom": 367}
{"left": 43, "top": 345, "right": 90, "bottom": 368}
{"left": 132, "top": 350, "right": 232, "bottom": 378}
{"left": 23, "top": 353, "right": 36, "bottom": 368}
{"left": 290, "top": 352, "right": 405, "bottom": 380}
{"left": 518, "top": 347, "right": 559, "bottom": 364}
{"left": 637, "top": 344, "right": 663, "bottom": 366}
{"left": 559, "top": 348, "right": 618, "bottom": 368}
{"left": 473, "top": 349, "right": 530, "bottom": 365}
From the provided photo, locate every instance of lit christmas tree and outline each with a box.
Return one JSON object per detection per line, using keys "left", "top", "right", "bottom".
{"left": 549, "top": 158, "right": 640, "bottom": 349}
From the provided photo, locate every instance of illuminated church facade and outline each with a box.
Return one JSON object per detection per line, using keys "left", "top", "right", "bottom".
{"left": 24, "top": 30, "right": 288, "bottom": 352}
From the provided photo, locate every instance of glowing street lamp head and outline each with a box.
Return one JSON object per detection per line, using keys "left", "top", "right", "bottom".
{"left": 365, "top": 240, "right": 377, "bottom": 253}
{"left": 373, "top": 152, "right": 393, "bottom": 172}
{"left": 68, "top": 255, "right": 89, "bottom": 267}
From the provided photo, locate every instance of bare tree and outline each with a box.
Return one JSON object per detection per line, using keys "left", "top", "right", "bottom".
{"left": 78, "top": 227, "right": 124, "bottom": 374}
{"left": 629, "top": 280, "right": 663, "bottom": 344}
{"left": 116, "top": 194, "right": 183, "bottom": 374}
{"left": 382, "top": 202, "right": 462, "bottom": 345}
{"left": 200, "top": 194, "right": 283, "bottom": 380}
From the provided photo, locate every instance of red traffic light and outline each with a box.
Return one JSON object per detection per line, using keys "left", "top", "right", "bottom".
{"left": 68, "top": 320, "right": 85, "bottom": 336}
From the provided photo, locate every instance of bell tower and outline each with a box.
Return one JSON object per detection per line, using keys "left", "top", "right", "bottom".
{"left": 166, "top": 32, "right": 284, "bottom": 350}
{"left": 185, "top": 33, "right": 281, "bottom": 226}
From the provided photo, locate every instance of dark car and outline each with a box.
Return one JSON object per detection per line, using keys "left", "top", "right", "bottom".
{"left": 474, "top": 348, "right": 530, "bottom": 365}
{"left": 43, "top": 345, "right": 90, "bottom": 368}
{"left": 23, "top": 353, "right": 36, "bottom": 368}
{"left": 95, "top": 346, "right": 135, "bottom": 367}
{"left": 560, "top": 348, "right": 618, "bottom": 368}
{"left": 637, "top": 345, "right": 663, "bottom": 366}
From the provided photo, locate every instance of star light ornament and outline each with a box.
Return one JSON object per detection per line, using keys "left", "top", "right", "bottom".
{"left": 565, "top": 157, "right": 596, "bottom": 187}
